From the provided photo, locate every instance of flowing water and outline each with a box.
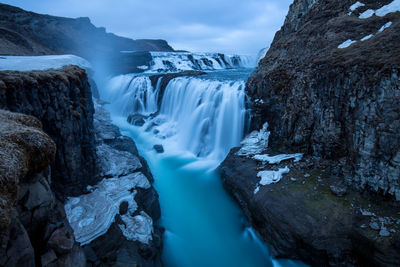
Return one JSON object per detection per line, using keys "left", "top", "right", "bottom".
{"left": 100, "top": 66, "right": 305, "bottom": 267}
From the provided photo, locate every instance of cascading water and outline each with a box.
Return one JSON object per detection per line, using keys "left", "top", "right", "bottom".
{"left": 147, "top": 52, "right": 256, "bottom": 72}
{"left": 157, "top": 77, "right": 247, "bottom": 161}
{"left": 100, "top": 65, "right": 305, "bottom": 267}
{"left": 104, "top": 74, "right": 159, "bottom": 116}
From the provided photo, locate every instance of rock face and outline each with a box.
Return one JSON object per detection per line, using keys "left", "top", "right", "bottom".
{"left": 220, "top": 147, "right": 400, "bottom": 266}
{"left": 0, "top": 3, "right": 173, "bottom": 57}
{"left": 70, "top": 100, "right": 162, "bottom": 266}
{"left": 0, "top": 109, "right": 85, "bottom": 266}
{"left": 247, "top": 0, "right": 400, "bottom": 199}
{"left": 220, "top": 0, "right": 400, "bottom": 266}
{"left": 0, "top": 66, "right": 97, "bottom": 198}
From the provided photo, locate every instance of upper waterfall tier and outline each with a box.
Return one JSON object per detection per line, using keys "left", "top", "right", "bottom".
{"left": 118, "top": 51, "right": 256, "bottom": 73}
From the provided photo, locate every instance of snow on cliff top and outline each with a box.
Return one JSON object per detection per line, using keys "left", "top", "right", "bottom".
{"left": 359, "top": 0, "right": 400, "bottom": 19}
{"left": 0, "top": 55, "right": 92, "bottom": 71}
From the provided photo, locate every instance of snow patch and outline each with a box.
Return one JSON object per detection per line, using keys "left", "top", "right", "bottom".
{"left": 361, "top": 34, "right": 374, "bottom": 41}
{"left": 257, "top": 167, "right": 290, "bottom": 186}
{"left": 0, "top": 55, "right": 92, "bottom": 71}
{"left": 237, "top": 122, "right": 270, "bottom": 156}
{"left": 119, "top": 211, "right": 153, "bottom": 244}
{"left": 359, "top": 9, "right": 375, "bottom": 18}
{"left": 350, "top": 2, "right": 365, "bottom": 12}
{"left": 253, "top": 153, "right": 303, "bottom": 164}
{"left": 378, "top": 21, "right": 393, "bottom": 32}
{"left": 64, "top": 172, "right": 152, "bottom": 245}
{"left": 375, "top": 0, "right": 400, "bottom": 17}
{"left": 359, "top": 0, "right": 400, "bottom": 19}
{"left": 338, "top": 39, "right": 357, "bottom": 49}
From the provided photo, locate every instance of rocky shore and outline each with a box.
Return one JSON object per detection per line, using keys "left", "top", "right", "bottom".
{"left": 220, "top": 0, "right": 400, "bottom": 266}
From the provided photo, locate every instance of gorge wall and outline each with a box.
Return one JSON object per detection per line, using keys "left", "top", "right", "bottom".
{"left": 0, "top": 109, "right": 85, "bottom": 266}
{"left": 248, "top": 0, "right": 400, "bottom": 199}
{"left": 0, "top": 66, "right": 97, "bottom": 198}
{"left": 220, "top": 0, "right": 400, "bottom": 266}
{"left": 0, "top": 66, "right": 162, "bottom": 266}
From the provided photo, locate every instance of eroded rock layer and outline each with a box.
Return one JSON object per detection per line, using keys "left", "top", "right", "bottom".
{"left": 0, "top": 66, "right": 97, "bottom": 198}
{"left": 248, "top": 0, "right": 400, "bottom": 199}
{"left": 0, "top": 109, "right": 85, "bottom": 266}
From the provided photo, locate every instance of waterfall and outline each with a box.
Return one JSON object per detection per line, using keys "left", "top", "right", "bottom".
{"left": 104, "top": 74, "right": 158, "bottom": 116}
{"left": 148, "top": 52, "right": 255, "bottom": 72}
{"left": 104, "top": 74, "right": 248, "bottom": 162}
{"left": 157, "top": 77, "right": 247, "bottom": 160}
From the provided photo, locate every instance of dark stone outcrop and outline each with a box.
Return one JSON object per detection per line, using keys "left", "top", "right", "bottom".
{"left": 127, "top": 114, "right": 147, "bottom": 126}
{"left": 220, "top": 150, "right": 400, "bottom": 266}
{"left": 0, "top": 66, "right": 97, "bottom": 199}
{"left": 0, "top": 3, "right": 173, "bottom": 58}
{"left": 220, "top": 0, "right": 400, "bottom": 266}
{"left": 153, "top": 145, "right": 164, "bottom": 154}
{"left": 0, "top": 109, "right": 85, "bottom": 266}
{"left": 247, "top": 0, "right": 400, "bottom": 198}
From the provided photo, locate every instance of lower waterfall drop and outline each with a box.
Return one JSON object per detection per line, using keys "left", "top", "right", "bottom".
{"left": 157, "top": 77, "right": 247, "bottom": 161}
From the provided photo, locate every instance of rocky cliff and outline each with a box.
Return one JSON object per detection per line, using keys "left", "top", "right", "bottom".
{"left": 248, "top": 0, "right": 400, "bottom": 199}
{"left": 0, "top": 66, "right": 163, "bottom": 266}
{"left": 0, "top": 66, "right": 97, "bottom": 198}
{"left": 0, "top": 3, "right": 173, "bottom": 58}
{"left": 0, "top": 109, "right": 85, "bottom": 266}
{"left": 220, "top": 0, "right": 400, "bottom": 266}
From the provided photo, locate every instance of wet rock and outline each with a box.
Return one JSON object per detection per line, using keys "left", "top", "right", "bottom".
{"left": 41, "top": 250, "right": 57, "bottom": 266}
{"left": 119, "top": 201, "right": 129, "bottom": 215}
{"left": 370, "top": 222, "right": 380, "bottom": 230}
{"left": 0, "top": 216, "right": 35, "bottom": 267}
{"left": 379, "top": 228, "right": 390, "bottom": 237}
{"left": 48, "top": 227, "right": 74, "bottom": 254}
{"left": 153, "top": 144, "right": 164, "bottom": 153}
{"left": 127, "top": 114, "right": 146, "bottom": 126}
{"left": 329, "top": 184, "right": 347, "bottom": 197}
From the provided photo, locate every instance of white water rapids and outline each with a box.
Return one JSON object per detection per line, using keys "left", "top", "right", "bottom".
{"left": 104, "top": 74, "right": 247, "bottom": 162}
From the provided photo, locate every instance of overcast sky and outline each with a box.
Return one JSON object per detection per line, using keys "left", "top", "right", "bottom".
{"left": 1, "top": 0, "right": 293, "bottom": 55}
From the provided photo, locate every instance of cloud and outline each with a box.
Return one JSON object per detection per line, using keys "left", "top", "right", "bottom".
{"left": 2, "top": 0, "right": 293, "bottom": 54}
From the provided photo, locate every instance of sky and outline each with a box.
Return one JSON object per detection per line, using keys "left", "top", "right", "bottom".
{"left": 1, "top": 0, "right": 293, "bottom": 55}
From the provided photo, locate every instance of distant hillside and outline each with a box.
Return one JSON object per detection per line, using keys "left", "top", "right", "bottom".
{"left": 0, "top": 4, "right": 174, "bottom": 59}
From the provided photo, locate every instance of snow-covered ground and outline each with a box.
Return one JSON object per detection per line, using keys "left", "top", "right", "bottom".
{"left": 0, "top": 55, "right": 91, "bottom": 71}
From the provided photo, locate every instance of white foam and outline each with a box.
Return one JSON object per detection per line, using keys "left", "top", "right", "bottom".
{"left": 146, "top": 52, "right": 256, "bottom": 73}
